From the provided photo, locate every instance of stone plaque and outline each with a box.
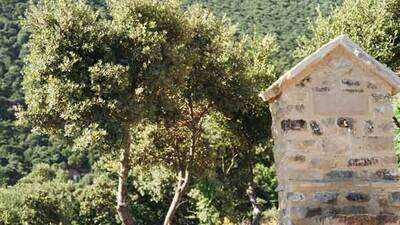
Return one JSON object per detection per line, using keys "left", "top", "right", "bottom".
{"left": 313, "top": 92, "right": 369, "bottom": 116}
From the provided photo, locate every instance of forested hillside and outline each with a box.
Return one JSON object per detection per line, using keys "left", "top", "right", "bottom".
{"left": 0, "top": 0, "right": 95, "bottom": 187}
{"left": 0, "top": 0, "right": 54, "bottom": 186}
{"left": 186, "top": 0, "right": 342, "bottom": 70}
{"left": 0, "top": 0, "right": 343, "bottom": 224}
{"left": 0, "top": 0, "right": 342, "bottom": 188}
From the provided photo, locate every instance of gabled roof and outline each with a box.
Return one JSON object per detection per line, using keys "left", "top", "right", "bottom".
{"left": 260, "top": 35, "right": 400, "bottom": 102}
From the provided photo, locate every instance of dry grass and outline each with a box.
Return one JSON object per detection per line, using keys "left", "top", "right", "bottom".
{"left": 222, "top": 208, "right": 278, "bottom": 225}
{"left": 261, "top": 208, "right": 278, "bottom": 225}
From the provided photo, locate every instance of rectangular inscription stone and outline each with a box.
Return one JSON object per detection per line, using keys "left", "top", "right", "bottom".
{"left": 313, "top": 92, "right": 369, "bottom": 116}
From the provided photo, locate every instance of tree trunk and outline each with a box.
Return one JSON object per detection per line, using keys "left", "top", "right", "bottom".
{"left": 247, "top": 182, "right": 263, "bottom": 225}
{"left": 163, "top": 169, "right": 190, "bottom": 225}
{"left": 246, "top": 145, "right": 262, "bottom": 225}
{"left": 117, "top": 127, "right": 137, "bottom": 225}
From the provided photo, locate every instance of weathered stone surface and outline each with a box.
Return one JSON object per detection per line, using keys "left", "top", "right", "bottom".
{"left": 390, "top": 192, "right": 400, "bottom": 203}
{"left": 348, "top": 158, "right": 378, "bottom": 167}
{"left": 262, "top": 36, "right": 400, "bottom": 225}
{"left": 313, "top": 93, "right": 369, "bottom": 116}
{"left": 287, "top": 192, "right": 305, "bottom": 202}
{"left": 342, "top": 79, "right": 361, "bottom": 86}
{"left": 365, "top": 120, "right": 374, "bottom": 134}
{"left": 292, "top": 154, "right": 306, "bottom": 162}
{"left": 374, "top": 105, "right": 393, "bottom": 117}
{"left": 321, "top": 138, "right": 347, "bottom": 155}
{"left": 325, "top": 170, "right": 354, "bottom": 180}
{"left": 364, "top": 136, "right": 394, "bottom": 152}
{"left": 343, "top": 89, "right": 364, "bottom": 93}
{"left": 315, "top": 192, "right": 339, "bottom": 204}
{"left": 378, "top": 121, "right": 393, "bottom": 133}
{"left": 310, "top": 121, "right": 323, "bottom": 135}
{"left": 281, "top": 119, "right": 307, "bottom": 131}
{"left": 367, "top": 81, "right": 378, "bottom": 89}
{"left": 375, "top": 169, "right": 395, "bottom": 180}
{"left": 305, "top": 207, "right": 322, "bottom": 218}
{"left": 337, "top": 117, "right": 354, "bottom": 129}
{"left": 372, "top": 93, "right": 391, "bottom": 103}
{"left": 290, "top": 207, "right": 322, "bottom": 219}
{"left": 323, "top": 214, "right": 399, "bottom": 225}
{"left": 337, "top": 206, "right": 367, "bottom": 215}
{"left": 313, "top": 86, "right": 331, "bottom": 92}
{"left": 296, "top": 77, "right": 311, "bottom": 87}
{"left": 345, "top": 192, "right": 370, "bottom": 202}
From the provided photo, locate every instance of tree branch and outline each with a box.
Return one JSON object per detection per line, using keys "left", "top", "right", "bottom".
{"left": 393, "top": 116, "right": 400, "bottom": 129}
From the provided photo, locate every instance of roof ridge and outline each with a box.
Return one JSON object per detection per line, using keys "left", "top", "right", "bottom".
{"left": 260, "top": 35, "right": 400, "bottom": 102}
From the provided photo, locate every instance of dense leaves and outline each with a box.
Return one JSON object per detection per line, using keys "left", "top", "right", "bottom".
{"left": 6, "top": 0, "right": 392, "bottom": 225}
{"left": 0, "top": 0, "right": 94, "bottom": 187}
{"left": 296, "top": 0, "right": 400, "bottom": 71}
{"left": 18, "top": 0, "right": 284, "bottom": 224}
{"left": 186, "top": 0, "right": 342, "bottom": 71}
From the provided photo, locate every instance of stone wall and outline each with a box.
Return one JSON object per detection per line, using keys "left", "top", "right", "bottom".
{"left": 269, "top": 46, "right": 400, "bottom": 225}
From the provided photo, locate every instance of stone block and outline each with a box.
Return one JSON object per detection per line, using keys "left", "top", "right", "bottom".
{"left": 289, "top": 207, "right": 322, "bottom": 219}
{"left": 314, "top": 192, "right": 339, "bottom": 204}
{"left": 310, "top": 158, "right": 336, "bottom": 171}
{"left": 321, "top": 138, "right": 347, "bottom": 155}
{"left": 337, "top": 117, "right": 354, "bottom": 129}
{"left": 373, "top": 104, "right": 393, "bottom": 118}
{"left": 342, "top": 79, "right": 361, "bottom": 87}
{"left": 287, "top": 192, "right": 305, "bottom": 202}
{"left": 323, "top": 214, "right": 399, "bottom": 225}
{"left": 347, "top": 158, "right": 378, "bottom": 167}
{"left": 375, "top": 169, "right": 400, "bottom": 181}
{"left": 287, "top": 154, "right": 306, "bottom": 163}
{"left": 337, "top": 206, "right": 367, "bottom": 215}
{"left": 310, "top": 121, "right": 323, "bottom": 135}
{"left": 281, "top": 119, "right": 307, "bottom": 132}
{"left": 390, "top": 192, "right": 400, "bottom": 203}
{"left": 325, "top": 170, "right": 354, "bottom": 180}
{"left": 364, "top": 120, "right": 374, "bottom": 134}
{"left": 351, "top": 136, "right": 394, "bottom": 153}
{"left": 345, "top": 192, "right": 370, "bottom": 202}
{"left": 371, "top": 93, "right": 391, "bottom": 103}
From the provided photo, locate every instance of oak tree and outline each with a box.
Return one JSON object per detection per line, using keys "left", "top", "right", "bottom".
{"left": 20, "top": 0, "right": 192, "bottom": 224}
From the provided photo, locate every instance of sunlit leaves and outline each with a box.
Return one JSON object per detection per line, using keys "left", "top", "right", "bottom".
{"left": 296, "top": 0, "right": 400, "bottom": 71}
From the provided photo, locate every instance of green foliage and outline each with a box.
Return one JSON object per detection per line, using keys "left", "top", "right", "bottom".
{"left": 0, "top": 0, "right": 28, "bottom": 100}
{"left": 253, "top": 162, "right": 278, "bottom": 208}
{"left": 0, "top": 163, "right": 173, "bottom": 225}
{"left": 0, "top": 0, "right": 96, "bottom": 186}
{"left": 93, "top": 159, "right": 196, "bottom": 225}
{"left": 133, "top": 166, "right": 175, "bottom": 203}
{"left": 261, "top": 208, "right": 278, "bottom": 225}
{"left": 0, "top": 164, "right": 78, "bottom": 225}
{"left": 296, "top": 0, "right": 400, "bottom": 71}
{"left": 189, "top": 178, "right": 224, "bottom": 225}
{"left": 76, "top": 175, "right": 121, "bottom": 225}
{"left": 21, "top": 0, "right": 124, "bottom": 150}
{"left": 0, "top": 0, "right": 55, "bottom": 187}
{"left": 185, "top": 0, "right": 342, "bottom": 71}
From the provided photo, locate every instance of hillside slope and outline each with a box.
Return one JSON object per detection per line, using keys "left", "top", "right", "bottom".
{"left": 0, "top": 0, "right": 342, "bottom": 186}
{"left": 186, "top": 0, "right": 342, "bottom": 70}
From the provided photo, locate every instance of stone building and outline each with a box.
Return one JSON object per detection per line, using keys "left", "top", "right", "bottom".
{"left": 260, "top": 35, "right": 400, "bottom": 225}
